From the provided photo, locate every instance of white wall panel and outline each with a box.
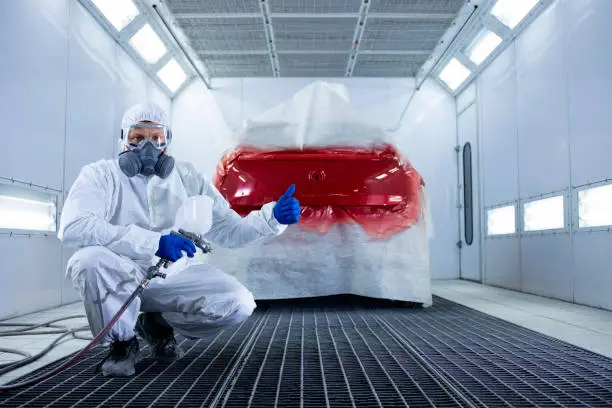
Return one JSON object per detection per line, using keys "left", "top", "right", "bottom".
{"left": 485, "top": 238, "right": 521, "bottom": 290}
{"left": 573, "top": 234, "right": 612, "bottom": 310}
{"left": 64, "top": 0, "right": 119, "bottom": 188}
{"left": 399, "top": 80, "right": 459, "bottom": 280}
{"left": 0, "top": 0, "right": 68, "bottom": 190}
{"left": 566, "top": 0, "right": 612, "bottom": 186}
{"left": 171, "top": 81, "right": 233, "bottom": 179}
{"left": 1, "top": 236, "right": 63, "bottom": 319}
{"left": 115, "top": 51, "right": 150, "bottom": 128}
{"left": 515, "top": 1, "right": 570, "bottom": 198}
{"left": 479, "top": 45, "right": 519, "bottom": 206}
{"left": 456, "top": 83, "right": 476, "bottom": 114}
{"left": 150, "top": 83, "right": 173, "bottom": 125}
{"left": 520, "top": 235, "right": 573, "bottom": 301}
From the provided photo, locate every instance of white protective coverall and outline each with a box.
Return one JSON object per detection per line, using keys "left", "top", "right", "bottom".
{"left": 58, "top": 105, "right": 286, "bottom": 343}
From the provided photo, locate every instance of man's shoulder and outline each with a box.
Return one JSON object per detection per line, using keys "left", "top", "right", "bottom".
{"left": 175, "top": 160, "right": 196, "bottom": 172}
{"left": 174, "top": 161, "right": 215, "bottom": 197}
{"left": 80, "top": 159, "right": 118, "bottom": 177}
{"left": 83, "top": 159, "right": 117, "bottom": 170}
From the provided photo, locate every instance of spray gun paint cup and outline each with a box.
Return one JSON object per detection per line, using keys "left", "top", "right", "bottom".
{"left": 174, "top": 195, "right": 214, "bottom": 236}
{"left": 163, "top": 195, "right": 215, "bottom": 278}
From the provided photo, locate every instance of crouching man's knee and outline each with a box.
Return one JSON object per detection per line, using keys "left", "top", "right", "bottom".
{"left": 163, "top": 286, "right": 257, "bottom": 339}
{"left": 67, "top": 246, "right": 113, "bottom": 294}
{"left": 67, "top": 246, "right": 108, "bottom": 276}
{"left": 66, "top": 246, "right": 141, "bottom": 297}
{"left": 225, "top": 287, "right": 257, "bottom": 326}
{"left": 205, "top": 287, "right": 256, "bottom": 326}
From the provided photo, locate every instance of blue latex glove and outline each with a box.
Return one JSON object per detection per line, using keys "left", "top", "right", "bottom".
{"left": 155, "top": 234, "right": 196, "bottom": 262}
{"left": 273, "top": 184, "right": 301, "bottom": 225}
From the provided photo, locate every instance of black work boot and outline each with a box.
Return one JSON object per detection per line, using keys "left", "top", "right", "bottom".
{"left": 97, "top": 336, "right": 140, "bottom": 377}
{"left": 135, "top": 312, "right": 184, "bottom": 362}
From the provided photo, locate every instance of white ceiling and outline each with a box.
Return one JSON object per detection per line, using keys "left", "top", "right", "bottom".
{"left": 164, "top": 0, "right": 466, "bottom": 78}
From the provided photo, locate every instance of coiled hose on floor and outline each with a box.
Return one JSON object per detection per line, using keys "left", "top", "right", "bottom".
{"left": 0, "top": 315, "right": 93, "bottom": 375}
{"left": 0, "top": 281, "right": 146, "bottom": 392}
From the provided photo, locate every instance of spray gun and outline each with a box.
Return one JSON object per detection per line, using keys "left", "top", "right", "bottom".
{"left": 175, "top": 229, "right": 213, "bottom": 254}
{"left": 144, "top": 229, "right": 213, "bottom": 282}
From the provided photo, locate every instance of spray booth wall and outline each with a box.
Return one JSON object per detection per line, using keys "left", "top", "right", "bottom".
{"left": 0, "top": 0, "right": 171, "bottom": 319}
{"left": 470, "top": 0, "right": 612, "bottom": 310}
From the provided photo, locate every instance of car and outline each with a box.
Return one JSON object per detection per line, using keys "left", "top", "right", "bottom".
{"left": 207, "top": 81, "right": 432, "bottom": 306}
{"left": 214, "top": 143, "right": 425, "bottom": 240}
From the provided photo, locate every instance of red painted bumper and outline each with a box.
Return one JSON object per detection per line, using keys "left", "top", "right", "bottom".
{"left": 214, "top": 144, "right": 425, "bottom": 239}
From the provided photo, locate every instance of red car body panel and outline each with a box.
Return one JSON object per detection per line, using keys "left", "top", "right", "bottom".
{"left": 214, "top": 144, "right": 425, "bottom": 239}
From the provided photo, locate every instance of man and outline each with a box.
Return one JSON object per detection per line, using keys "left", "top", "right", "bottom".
{"left": 58, "top": 102, "right": 300, "bottom": 377}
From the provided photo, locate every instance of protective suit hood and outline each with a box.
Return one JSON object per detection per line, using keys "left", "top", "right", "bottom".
{"left": 121, "top": 102, "right": 169, "bottom": 129}
{"left": 119, "top": 102, "right": 175, "bottom": 178}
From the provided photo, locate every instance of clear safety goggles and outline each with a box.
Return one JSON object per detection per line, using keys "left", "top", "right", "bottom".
{"left": 122, "top": 123, "right": 172, "bottom": 150}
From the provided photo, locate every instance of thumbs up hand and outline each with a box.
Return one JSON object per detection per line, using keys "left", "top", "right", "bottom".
{"left": 273, "top": 184, "right": 301, "bottom": 225}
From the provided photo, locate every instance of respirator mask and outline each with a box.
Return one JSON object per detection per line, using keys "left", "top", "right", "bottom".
{"left": 118, "top": 123, "right": 175, "bottom": 179}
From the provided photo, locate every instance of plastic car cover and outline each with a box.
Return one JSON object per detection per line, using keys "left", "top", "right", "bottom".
{"left": 232, "top": 81, "right": 392, "bottom": 149}
{"left": 209, "top": 202, "right": 432, "bottom": 306}
{"left": 208, "top": 81, "right": 432, "bottom": 305}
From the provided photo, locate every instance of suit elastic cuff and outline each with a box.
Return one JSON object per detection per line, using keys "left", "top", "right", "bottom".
{"left": 135, "top": 227, "right": 163, "bottom": 258}
{"left": 262, "top": 202, "right": 287, "bottom": 235}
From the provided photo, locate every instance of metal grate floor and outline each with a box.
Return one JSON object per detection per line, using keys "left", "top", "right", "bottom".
{"left": 1, "top": 296, "right": 611, "bottom": 407}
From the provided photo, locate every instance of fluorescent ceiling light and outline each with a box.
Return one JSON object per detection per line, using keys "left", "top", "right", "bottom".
{"left": 129, "top": 24, "right": 167, "bottom": 64}
{"left": 491, "top": 0, "right": 540, "bottom": 29}
{"left": 90, "top": 0, "right": 139, "bottom": 31}
{"left": 467, "top": 29, "right": 503, "bottom": 65}
{"left": 439, "top": 58, "right": 471, "bottom": 91}
{"left": 157, "top": 59, "right": 187, "bottom": 92}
